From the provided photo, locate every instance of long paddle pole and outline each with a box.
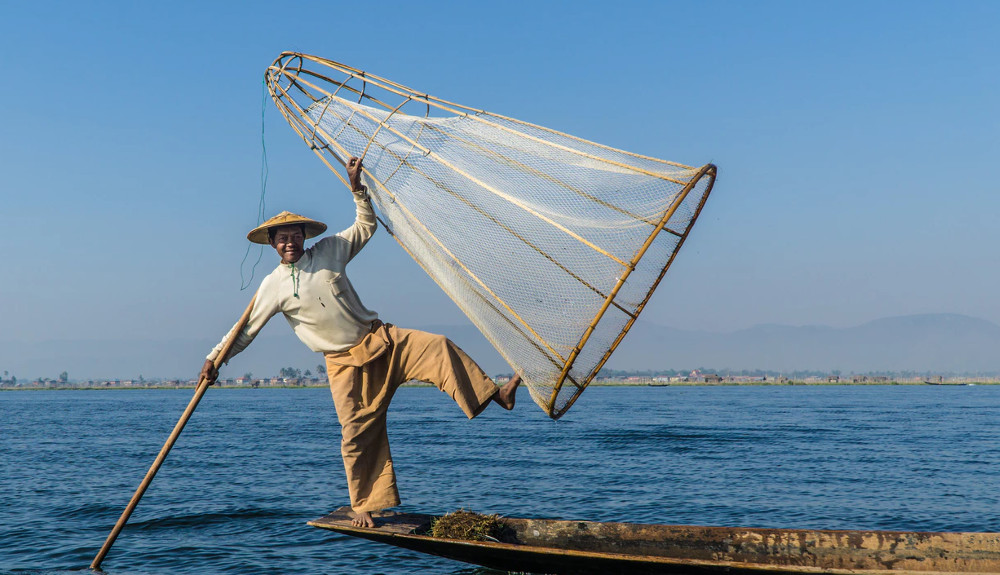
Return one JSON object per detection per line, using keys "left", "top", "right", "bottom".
{"left": 90, "top": 294, "right": 258, "bottom": 571}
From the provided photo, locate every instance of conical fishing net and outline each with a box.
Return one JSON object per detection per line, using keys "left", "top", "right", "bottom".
{"left": 265, "top": 52, "right": 716, "bottom": 419}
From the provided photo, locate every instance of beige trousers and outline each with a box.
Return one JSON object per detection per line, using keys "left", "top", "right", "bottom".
{"left": 324, "top": 322, "right": 498, "bottom": 513}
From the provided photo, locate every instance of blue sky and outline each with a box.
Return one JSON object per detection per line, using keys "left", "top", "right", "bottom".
{"left": 2, "top": 0, "right": 998, "bottom": 355}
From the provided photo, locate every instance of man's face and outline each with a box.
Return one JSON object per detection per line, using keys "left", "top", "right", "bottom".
{"left": 270, "top": 225, "right": 305, "bottom": 264}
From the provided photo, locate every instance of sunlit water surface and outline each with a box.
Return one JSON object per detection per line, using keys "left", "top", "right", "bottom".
{"left": 2, "top": 385, "right": 999, "bottom": 574}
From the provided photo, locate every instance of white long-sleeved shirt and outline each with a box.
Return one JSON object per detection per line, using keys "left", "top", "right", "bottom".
{"left": 207, "top": 190, "right": 378, "bottom": 363}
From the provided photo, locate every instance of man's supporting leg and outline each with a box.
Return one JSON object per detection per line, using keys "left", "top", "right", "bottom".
{"left": 326, "top": 356, "right": 403, "bottom": 527}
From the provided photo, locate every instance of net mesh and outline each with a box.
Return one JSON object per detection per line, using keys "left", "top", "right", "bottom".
{"left": 265, "top": 53, "right": 716, "bottom": 419}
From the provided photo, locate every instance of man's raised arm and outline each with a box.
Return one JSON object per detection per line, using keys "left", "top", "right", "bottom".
{"left": 339, "top": 156, "right": 377, "bottom": 260}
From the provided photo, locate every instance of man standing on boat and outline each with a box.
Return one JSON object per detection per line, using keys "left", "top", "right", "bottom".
{"left": 200, "top": 156, "right": 521, "bottom": 528}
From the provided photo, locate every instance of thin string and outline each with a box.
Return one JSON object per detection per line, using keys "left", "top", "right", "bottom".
{"left": 290, "top": 263, "right": 299, "bottom": 298}
{"left": 240, "top": 78, "right": 270, "bottom": 290}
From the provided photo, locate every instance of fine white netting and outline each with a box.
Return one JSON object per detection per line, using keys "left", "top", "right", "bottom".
{"left": 266, "top": 53, "right": 716, "bottom": 419}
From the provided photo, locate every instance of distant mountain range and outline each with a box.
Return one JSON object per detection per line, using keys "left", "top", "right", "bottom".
{"left": 2, "top": 313, "right": 998, "bottom": 381}
{"left": 608, "top": 313, "right": 1000, "bottom": 374}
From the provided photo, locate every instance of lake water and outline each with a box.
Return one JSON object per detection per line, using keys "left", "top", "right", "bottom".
{"left": 2, "top": 385, "right": 999, "bottom": 574}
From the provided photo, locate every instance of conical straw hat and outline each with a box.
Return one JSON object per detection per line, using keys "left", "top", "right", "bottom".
{"left": 246, "top": 211, "right": 327, "bottom": 244}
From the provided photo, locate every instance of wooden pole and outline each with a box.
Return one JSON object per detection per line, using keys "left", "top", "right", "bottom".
{"left": 90, "top": 294, "right": 257, "bottom": 571}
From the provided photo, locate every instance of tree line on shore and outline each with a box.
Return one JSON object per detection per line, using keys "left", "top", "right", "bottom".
{"left": 0, "top": 364, "right": 331, "bottom": 388}
{"left": 5, "top": 365, "right": 1000, "bottom": 389}
{"left": 597, "top": 367, "right": 1000, "bottom": 380}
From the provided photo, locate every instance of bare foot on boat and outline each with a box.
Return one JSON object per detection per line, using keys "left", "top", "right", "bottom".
{"left": 493, "top": 374, "right": 521, "bottom": 410}
{"left": 351, "top": 511, "right": 375, "bottom": 528}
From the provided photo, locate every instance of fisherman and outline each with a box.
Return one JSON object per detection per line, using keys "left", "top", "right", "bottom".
{"left": 200, "top": 156, "right": 521, "bottom": 528}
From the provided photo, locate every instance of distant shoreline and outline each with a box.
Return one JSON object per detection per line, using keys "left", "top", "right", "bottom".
{"left": 2, "top": 380, "right": 997, "bottom": 392}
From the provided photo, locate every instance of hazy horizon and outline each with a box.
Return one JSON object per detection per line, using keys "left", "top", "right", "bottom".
{"left": 4, "top": 312, "right": 999, "bottom": 382}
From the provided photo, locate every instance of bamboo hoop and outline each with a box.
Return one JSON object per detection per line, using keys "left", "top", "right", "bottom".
{"left": 90, "top": 294, "right": 258, "bottom": 570}
{"left": 264, "top": 52, "right": 717, "bottom": 419}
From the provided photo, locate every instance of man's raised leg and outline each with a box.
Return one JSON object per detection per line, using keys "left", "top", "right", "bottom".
{"left": 492, "top": 374, "right": 521, "bottom": 410}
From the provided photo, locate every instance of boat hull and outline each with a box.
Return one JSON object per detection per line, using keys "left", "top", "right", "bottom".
{"left": 309, "top": 507, "right": 1000, "bottom": 574}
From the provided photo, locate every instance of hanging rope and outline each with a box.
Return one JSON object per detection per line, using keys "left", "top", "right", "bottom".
{"left": 240, "top": 78, "right": 271, "bottom": 290}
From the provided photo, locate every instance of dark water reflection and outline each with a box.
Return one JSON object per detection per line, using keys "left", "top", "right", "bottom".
{"left": 2, "top": 385, "right": 999, "bottom": 573}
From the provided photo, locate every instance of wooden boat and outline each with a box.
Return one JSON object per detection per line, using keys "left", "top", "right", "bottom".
{"left": 925, "top": 381, "right": 972, "bottom": 386}
{"left": 309, "top": 507, "right": 1000, "bottom": 574}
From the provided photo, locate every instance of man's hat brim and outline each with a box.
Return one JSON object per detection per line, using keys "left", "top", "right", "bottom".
{"left": 247, "top": 211, "right": 327, "bottom": 244}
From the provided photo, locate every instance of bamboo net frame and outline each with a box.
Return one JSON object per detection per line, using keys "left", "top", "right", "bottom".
{"left": 265, "top": 52, "right": 716, "bottom": 419}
